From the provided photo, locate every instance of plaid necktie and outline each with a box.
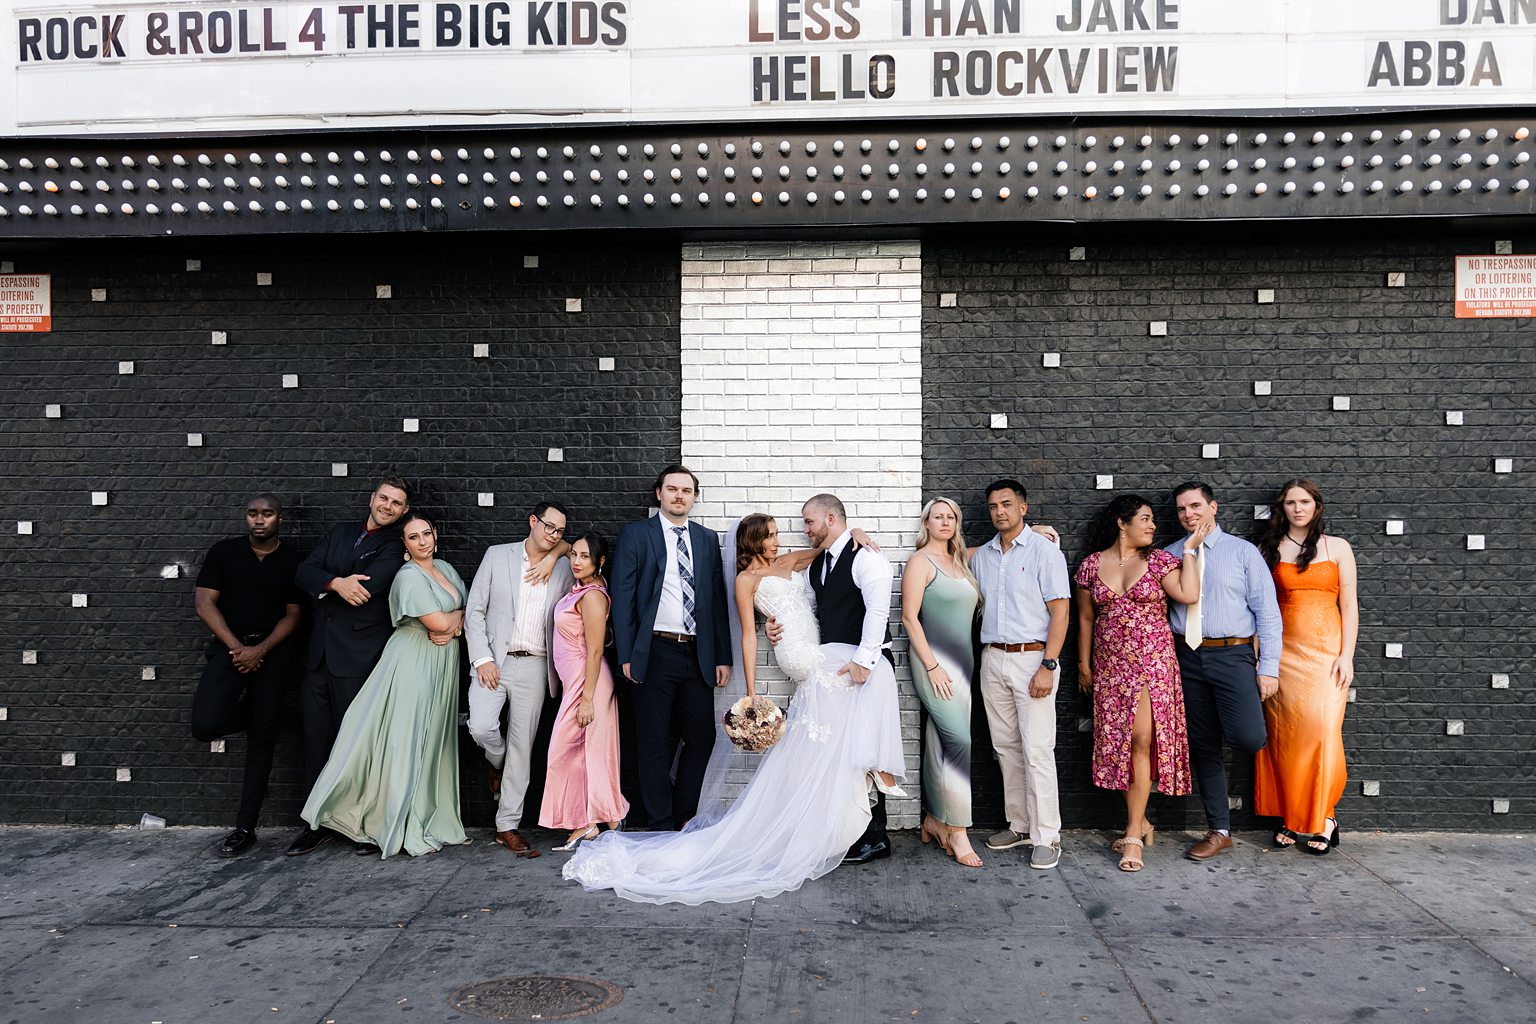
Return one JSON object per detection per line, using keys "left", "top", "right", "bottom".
{"left": 673, "top": 526, "right": 696, "bottom": 633}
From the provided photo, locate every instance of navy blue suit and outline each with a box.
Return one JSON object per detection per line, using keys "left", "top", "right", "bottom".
{"left": 610, "top": 515, "right": 732, "bottom": 828}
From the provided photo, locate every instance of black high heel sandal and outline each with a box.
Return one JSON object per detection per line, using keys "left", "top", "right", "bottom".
{"left": 1272, "top": 828, "right": 1299, "bottom": 849}
{"left": 1301, "top": 818, "right": 1339, "bottom": 856}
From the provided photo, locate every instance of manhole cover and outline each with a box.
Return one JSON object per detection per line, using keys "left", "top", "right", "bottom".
{"left": 448, "top": 975, "right": 624, "bottom": 1021}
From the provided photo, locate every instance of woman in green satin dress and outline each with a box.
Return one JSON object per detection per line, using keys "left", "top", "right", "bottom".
{"left": 901, "top": 497, "right": 983, "bottom": 868}
{"left": 302, "top": 512, "right": 470, "bottom": 859}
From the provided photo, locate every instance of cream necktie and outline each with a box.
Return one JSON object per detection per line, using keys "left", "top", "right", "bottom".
{"left": 1184, "top": 544, "right": 1206, "bottom": 649}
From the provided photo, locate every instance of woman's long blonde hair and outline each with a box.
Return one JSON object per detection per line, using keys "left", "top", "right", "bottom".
{"left": 914, "top": 497, "right": 979, "bottom": 592}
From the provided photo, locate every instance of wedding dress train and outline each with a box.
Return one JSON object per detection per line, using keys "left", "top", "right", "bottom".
{"left": 563, "top": 571, "right": 902, "bottom": 905}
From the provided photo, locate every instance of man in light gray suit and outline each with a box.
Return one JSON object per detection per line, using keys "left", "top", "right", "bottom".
{"left": 465, "top": 500, "right": 574, "bottom": 858}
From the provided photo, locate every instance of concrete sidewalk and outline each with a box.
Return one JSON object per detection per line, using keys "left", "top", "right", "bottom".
{"left": 1, "top": 825, "right": 1532, "bottom": 1024}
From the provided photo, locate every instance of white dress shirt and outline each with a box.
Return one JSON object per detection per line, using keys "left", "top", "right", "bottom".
{"left": 654, "top": 515, "right": 695, "bottom": 635}
{"left": 468, "top": 541, "right": 556, "bottom": 669}
{"left": 810, "top": 529, "right": 894, "bottom": 671}
{"left": 507, "top": 544, "right": 551, "bottom": 656}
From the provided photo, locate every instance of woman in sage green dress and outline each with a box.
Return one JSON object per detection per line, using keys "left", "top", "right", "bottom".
{"left": 900, "top": 497, "right": 982, "bottom": 868}
{"left": 303, "top": 512, "right": 470, "bottom": 859}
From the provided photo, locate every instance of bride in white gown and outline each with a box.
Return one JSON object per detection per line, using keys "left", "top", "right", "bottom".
{"left": 563, "top": 513, "right": 903, "bottom": 905}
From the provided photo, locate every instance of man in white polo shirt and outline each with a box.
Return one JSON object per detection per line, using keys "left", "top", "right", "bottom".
{"left": 969, "top": 479, "right": 1071, "bottom": 870}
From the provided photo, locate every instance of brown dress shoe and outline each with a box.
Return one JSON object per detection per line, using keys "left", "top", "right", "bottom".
{"left": 496, "top": 829, "right": 540, "bottom": 858}
{"left": 485, "top": 763, "right": 502, "bottom": 799}
{"left": 1186, "top": 830, "right": 1234, "bottom": 861}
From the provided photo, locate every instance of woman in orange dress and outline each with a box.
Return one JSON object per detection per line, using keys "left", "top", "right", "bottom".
{"left": 1254, "top": 479, "right": 1359, "bottom": 855}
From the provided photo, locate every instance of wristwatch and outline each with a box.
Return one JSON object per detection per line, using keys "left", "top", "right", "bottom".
{"left": 1041, "top": 657, "right": 1059, "bottom": 671}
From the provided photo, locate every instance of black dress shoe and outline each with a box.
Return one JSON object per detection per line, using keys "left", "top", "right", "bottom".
{"left": 842, "top": 838, "right": 893, "bottom": 865}
{"left": 354, "top": 841, "right": 381, "bottom": 856}
{"left": 284, "top": 828, "right": 333, "bottom": 857}
{"left": 216, "top": 828, "right": 256, "bottom": 858}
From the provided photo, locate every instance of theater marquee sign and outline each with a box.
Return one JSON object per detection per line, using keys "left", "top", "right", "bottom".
{"left": 5, "top": 0, "right": 1535, "bottom": 134}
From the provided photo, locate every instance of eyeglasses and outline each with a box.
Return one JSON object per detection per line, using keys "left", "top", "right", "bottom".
{"left": 535, "top": 516, "right": 566, "bottom": 538}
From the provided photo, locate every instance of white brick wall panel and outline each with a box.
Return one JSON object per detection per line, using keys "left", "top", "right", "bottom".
{"left": 681, "top": 239, "right": 925, "bottom": 827}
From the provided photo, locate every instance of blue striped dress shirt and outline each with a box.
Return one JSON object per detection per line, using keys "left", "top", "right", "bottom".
{"left": 1163, "top": 525, "right": 1283, "bottom": 677}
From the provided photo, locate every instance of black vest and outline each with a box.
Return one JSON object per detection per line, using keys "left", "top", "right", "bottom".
{"left": 810, "top": 543, "right": 891, "bottom": 649}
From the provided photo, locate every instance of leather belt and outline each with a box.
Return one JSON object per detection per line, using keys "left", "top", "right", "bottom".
{"left": 506, "top": 650, "right": 540, "bottom": 658}
{"left": 653, "top": 630, "right": 695, "bottom": 644}
{"left": 987, "top": 641, "right": 1046, "bottom": 653}
{"left": 1177, "top": 635, "right": 1254, "bottom": 649}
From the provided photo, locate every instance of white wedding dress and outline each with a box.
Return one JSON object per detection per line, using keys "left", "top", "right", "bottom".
{"left": 563, "top": 571, "right": 902, "bottom": 905}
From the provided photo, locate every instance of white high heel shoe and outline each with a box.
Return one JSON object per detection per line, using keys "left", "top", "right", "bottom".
{"left": 869, "top": 772, "right": 908, "bottom": 799}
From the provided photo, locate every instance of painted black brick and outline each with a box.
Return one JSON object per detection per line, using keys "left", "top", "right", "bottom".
{"left": 924, "top": 225, "right": 1535, "bottom": 832}
{"left": 0, "top": 233, "right": 681, "bottom": 828}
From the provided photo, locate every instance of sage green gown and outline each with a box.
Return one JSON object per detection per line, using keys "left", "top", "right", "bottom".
{"left": 302, "top": 560, "right": 469, "bottom": 859}
{"left": 908, "top": 556, "right": 980, "bottom": 828}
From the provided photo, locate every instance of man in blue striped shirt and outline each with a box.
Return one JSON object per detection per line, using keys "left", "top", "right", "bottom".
{"left": 1164, "top": 482, "right": 1282, "bottom": 861}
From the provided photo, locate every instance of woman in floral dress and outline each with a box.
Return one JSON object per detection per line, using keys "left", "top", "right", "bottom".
{"left": 1074, "top": 495, "right": 1205, "bottom": 871}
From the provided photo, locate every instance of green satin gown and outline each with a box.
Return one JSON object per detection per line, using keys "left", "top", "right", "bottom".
{"left": 302, "top": 560, "right": 469, "bottom": 858}
{"left": 908, "top": 557, "right": 980, "bottom": 828}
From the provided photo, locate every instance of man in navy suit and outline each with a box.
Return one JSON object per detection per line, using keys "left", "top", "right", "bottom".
{"left": 610, "top": 465, "right": 732, "bottom": 831}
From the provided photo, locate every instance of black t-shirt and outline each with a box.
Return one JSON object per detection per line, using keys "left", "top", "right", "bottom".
{"left": 195, "top": 537, "right": 305, "bottom": 641}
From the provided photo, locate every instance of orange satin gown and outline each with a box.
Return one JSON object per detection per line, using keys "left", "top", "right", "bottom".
{"left": 1253, "top": 559, "right": 1347, "bottom": 835}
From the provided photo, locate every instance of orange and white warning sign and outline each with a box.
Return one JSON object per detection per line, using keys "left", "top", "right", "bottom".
{"left": 1455, "top": 255, "right": 1536, "bottom": 319}
{"left": 0, "top": 273, "right": 50, "bottom": 332}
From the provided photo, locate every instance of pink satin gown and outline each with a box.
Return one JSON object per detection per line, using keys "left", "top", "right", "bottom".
{"left": 540, "top": 582, "right": 629, "bottom": 830}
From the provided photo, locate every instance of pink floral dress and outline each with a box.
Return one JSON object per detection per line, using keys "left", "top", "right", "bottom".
{"left": 1075, "top": 549, "right": 1192, "bottom": 795}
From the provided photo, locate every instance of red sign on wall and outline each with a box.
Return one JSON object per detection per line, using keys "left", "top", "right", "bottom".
{"left": 1455, "top": 255, "right": 1536, "bottom": 319}
{"left": 0, "top": 273, "right": 51, "bottom": 332}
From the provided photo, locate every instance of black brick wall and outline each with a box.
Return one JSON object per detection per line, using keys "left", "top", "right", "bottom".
{"left": 4, "top": 223, "right": 1530, "bottom": 834}
{"left": 925, "top": 224, "right": 1535, "bottom": 832}
{"left": 0, "top": 233, "right": 681, "bottom": 828}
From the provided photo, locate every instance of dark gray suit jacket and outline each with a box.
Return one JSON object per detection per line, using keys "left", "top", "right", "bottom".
{"left": 293, "top": 521, "right": 405, "bottom": 676}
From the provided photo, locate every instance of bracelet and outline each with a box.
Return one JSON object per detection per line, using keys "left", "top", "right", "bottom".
{"left": 1182, "top": 548, "right": 1197, "bottom": 556}
{"left": 925, "top": 662, "right": 939, "bottom": 672}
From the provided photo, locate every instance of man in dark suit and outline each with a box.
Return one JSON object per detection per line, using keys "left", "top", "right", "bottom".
{"left": 286, "top": 476, "right": 412, "bottom": 856}
{"left": 610, "top": 465, "right": 732, "bottom": 831}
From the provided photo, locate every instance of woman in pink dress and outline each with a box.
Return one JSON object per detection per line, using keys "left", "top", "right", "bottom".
{"left": 1074, "top": 495, "right": 1205, "bottom": 872}
{"left": 540, "top": 532, "right": 629, "bottom": 851}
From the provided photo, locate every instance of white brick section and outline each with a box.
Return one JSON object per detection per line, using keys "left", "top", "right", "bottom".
{"left": 681, "top": 240, "right": 924, "bottom": 826}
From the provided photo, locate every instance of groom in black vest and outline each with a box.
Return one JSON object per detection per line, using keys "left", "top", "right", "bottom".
{"left": 800, "top": 493, "right": 906, "bottom": 864}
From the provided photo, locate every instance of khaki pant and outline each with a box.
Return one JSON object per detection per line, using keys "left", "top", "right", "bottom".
{"left": 467, "top": 654, "right": 549, "bottom": 831}
{"left": 979, "top": 647, "right": 1061, "bottom": 846}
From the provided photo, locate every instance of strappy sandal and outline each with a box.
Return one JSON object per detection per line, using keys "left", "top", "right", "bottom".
{"left": 1273, "top": 828, "right": 1299, "bottom": 849}
{"left": 1111, "top": 824, "right": 1154, "bottom": 853}
{"left": 1302, "top": 818, "right": 1339, "bottom": 856}
{"left": 947, "top": 828, "right": 983, "bottom": 869}
{"left": 1117, "top": 835, "right": 1145, "bottom": 872}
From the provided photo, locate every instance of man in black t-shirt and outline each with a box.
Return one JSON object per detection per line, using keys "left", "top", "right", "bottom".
{"left": 192, "top": 494, "right": 305, "bottom": 857}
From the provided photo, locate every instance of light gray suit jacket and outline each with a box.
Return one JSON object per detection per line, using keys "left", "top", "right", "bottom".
{"left": 464, "top": 541, "right": 574, "bottom": 698}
